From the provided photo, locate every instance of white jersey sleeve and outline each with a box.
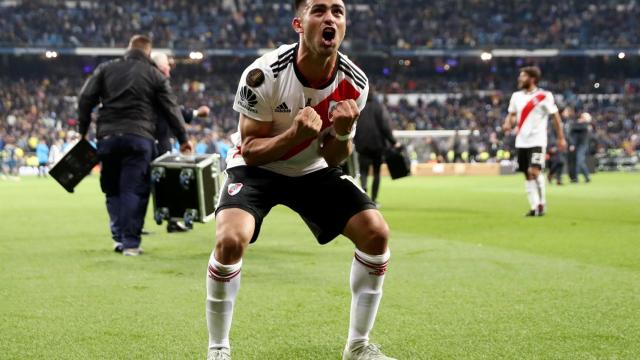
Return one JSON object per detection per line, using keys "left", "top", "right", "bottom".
{"left": 232, "top": 63, "right": 274, "bottom": 122}
{"left": 355, "top": 82, "right": 369, "bottom": 112}
{"left": 543, "top": 91, "right": 559, "bottom": 115}
{"left": 345, "top": 80, "right": 369, "bottom": 139}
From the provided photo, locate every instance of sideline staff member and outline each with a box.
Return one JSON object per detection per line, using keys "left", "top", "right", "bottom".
{"left": 78, "top": 35, "right": 192, "bottom": 256}
{"left": 151, "top": 52, "right": 210, "bottom": 156}
{"left": 151, "top": 52, "right": 210, "bottom": 233}
{"left": 354, "top": 91, "right": 398, "bottom": 205}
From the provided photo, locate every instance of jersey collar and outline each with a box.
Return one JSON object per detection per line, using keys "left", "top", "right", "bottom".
{"left": 292, "top": 43, "right": 339, "bottom": 90}
{"left": 524, "top": 87, "right": 540, "bottom": 94}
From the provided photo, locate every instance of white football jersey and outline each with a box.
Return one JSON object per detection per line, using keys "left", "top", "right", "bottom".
{"left": 228, "top": 43, "right": 369, "bottom": 177}
{"left": 508, "top": 88, "right": 558, "bottom": 148}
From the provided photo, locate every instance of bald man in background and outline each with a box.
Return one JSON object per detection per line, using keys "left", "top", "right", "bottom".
{"left": 151, "top": 52, "right": 210, "bottom": 156}
{"left": 78, "top": 35, "right": 192, "bottom": 255}
{"left": 150, "top": 52, "right": 211, "bottom": 232}
{"left": 570, "top": 112, "right": 592, "bottom": 183}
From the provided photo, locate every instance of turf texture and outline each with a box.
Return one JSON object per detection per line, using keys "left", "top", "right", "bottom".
{"left": 0, "top": 172, "right": 638, "bottom": 359}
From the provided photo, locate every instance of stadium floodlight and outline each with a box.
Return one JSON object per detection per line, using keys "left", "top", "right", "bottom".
{"left": 480, "top": 52, "right": 492, "bottom": 61}
{"left": 45, "top": 50, "right": 58, "bottom": 59}
{"left": 189, "top": 51, "right": 204, "bottom": 60}
{"left": 618, "top": 52, "right": 626, "bottom": 59}
{"left": 594, "top": 82, "right": 600, "bottom": 89}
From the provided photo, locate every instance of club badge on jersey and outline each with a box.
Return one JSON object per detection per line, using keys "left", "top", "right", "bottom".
{"left": 227, "top": 183, "right": 243, "bottom": 196}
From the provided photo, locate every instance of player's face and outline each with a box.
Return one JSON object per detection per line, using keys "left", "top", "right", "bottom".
{"left": 296, "top": 0, "right": 346, "bottom": 57}
{"left": 517, "top": 72, "right": 533, "bottom": 89}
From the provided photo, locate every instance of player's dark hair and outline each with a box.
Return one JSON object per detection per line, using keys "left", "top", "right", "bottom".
{"left": 520, "top": 66, "right": 541, "bottom": 83}
{"left": 293, "top": 0, "right": 308, "bottom": 15}
{"left": 128, "top": 35, "right": 152, "bottom": 51}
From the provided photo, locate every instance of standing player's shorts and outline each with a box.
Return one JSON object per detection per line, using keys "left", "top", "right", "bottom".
{"left": 517, "top": 146, "right": 545, "bottom": 173}
{"left": 215, "top": 166, "right": 377, "bottom": 244}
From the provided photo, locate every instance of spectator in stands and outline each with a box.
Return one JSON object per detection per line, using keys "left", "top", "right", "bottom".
{"left": 48, "top": 138, "right": 64, "bottom": 165}
{"left": 487, "top": 132, "right": 500, "bottom": 162}
{"left": 451, "top": 130, "right": 464, "bottom": 163}
{"left": 195, "top": 136, "right": 208, "bottom": 155}
{"left": 214, "top": 132, "right": 231, "bottom": 169}
{"left": 1, "top": 58, "right": 638, "bottom": 170}
{"left": 2, "top": 136, "right": 20, "bottom": 178}
{"left": 2, "top": 1, "right": 639, "bottom": 50}
{"left": 35, "top": 137, "right": 49, "bottom": 177}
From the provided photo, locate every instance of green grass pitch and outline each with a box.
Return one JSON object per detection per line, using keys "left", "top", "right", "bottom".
{"left": 1, "top": 173, "right": 639, "bottom": 359}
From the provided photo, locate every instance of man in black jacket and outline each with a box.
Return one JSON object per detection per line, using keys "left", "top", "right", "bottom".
{"left": 570, "top": 112, "right": 592, "bottom": 183}
{"left": 78, "top": 35, "right": 192, "bottom": 256}
{"left": 151, "top": 52, "right": 209, "bottom": 233}
{"left": 354, "top": 93, "right": 398, "bottom": 205}
{"left": 151, "top": 52, "right": 210, "bottom": 156}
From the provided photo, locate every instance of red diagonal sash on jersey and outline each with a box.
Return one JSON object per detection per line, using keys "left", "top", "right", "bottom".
{"left": 516, "top": 92, "right": 547, "bottom": 134}
{"left": 280, "top": 79, "right": 360, "bottom": 160}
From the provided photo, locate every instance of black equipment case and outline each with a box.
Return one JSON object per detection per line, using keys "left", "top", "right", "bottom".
{"left": 150, "top": 153, "right": 223, "bottom": 227}
{"left": 49, "top": 139, "right": 99, "bottom": 193}
{"left": 384, "top": 146, "right": 412, "bottom": 180}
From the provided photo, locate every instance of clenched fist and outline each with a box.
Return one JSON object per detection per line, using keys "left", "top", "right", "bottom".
{"left": 290, "top": 106, "right": 323, "bottom": 141}
{"left": 330, "top": 99, "right": 359, "bottom": 136}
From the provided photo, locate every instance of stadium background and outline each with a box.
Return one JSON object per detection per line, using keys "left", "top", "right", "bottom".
{"left": 1, "top": 1, "right": 639, "bottom": 359}
{"left": 1, "top": 0, "right": 639, "bottom": 170}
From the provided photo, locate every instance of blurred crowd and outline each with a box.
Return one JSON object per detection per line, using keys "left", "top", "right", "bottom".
{"left": 1, "top": 0, "right": 639, "bottom": 49}
{"left": 385, "top": 94, "right": 640, "bottom": 163}
{"left": 0, "top": 76, "right": 237, "bottom": 176}
{"left": 2, "top": 70, "right": 639, "bottom": 176}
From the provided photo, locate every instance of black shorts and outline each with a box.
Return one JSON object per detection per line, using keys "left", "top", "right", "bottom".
{"left": 215, "top": 166, "right": 377, "bottom": 245}
{"left": 517, "top": 147, "right": 545, "bottom": 173}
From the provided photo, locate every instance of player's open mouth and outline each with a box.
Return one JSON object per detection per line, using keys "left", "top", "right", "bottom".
{"left": 322, "top": 27, "right": 336, "bottom": 45}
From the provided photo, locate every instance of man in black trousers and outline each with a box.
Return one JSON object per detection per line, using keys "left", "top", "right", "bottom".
{"left": 78, "top": 35, "right": 192, "bottom": 256}
{"left": 571, "top": 112, "right": 592, "bottom": 183}
{"left": 151, "top": 52, "right": 210, "bottom": 232}
{"left": 354, "top": 92, "right": 398, "bottom": 206}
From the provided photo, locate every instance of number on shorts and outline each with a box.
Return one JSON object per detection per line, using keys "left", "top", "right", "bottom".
{"left": 531, "top": 152, "right": 544, "bottom": 166}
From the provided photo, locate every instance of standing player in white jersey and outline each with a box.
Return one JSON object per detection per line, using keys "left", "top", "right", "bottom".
{"left": 205, "top": 1, "right": 395, "bottom": 359}
{"left": 503, "top": 66, "right": 567, "bottom": 216}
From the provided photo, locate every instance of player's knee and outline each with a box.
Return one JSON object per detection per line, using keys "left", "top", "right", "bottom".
{"left": 529, "top": 168, "right": 541, "bottom": 178}
{"left": 362, "top": 221, "right": 390, "bottom": 254}
{"left": 214, "top": 232, "right": 247, "bottom": 263}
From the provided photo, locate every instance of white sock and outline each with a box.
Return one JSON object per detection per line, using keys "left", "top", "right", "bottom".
{"left": 525, "top": 180, "right": 540, "bottom": 210}
{"left": 536, "top": 174, "right": 546, "bottom": 206}
{"left": 348, "top": 248, "right": 390, "bottom": 349}
{"left": 206, "top": 252, "right": 242, "bottom": 351}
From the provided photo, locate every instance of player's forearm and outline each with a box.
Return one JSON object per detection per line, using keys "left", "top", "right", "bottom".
{"left": 553, "top": 113, "right": 565, "bottom": 140}
{"left": 503, "top": 113, "right": 515, "bottom": 128}
{"left": 241, "top": 129, "right": 302, "bottom": 166}
{"left": 320, "top": 137, "right": 352, "bottom": 167}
